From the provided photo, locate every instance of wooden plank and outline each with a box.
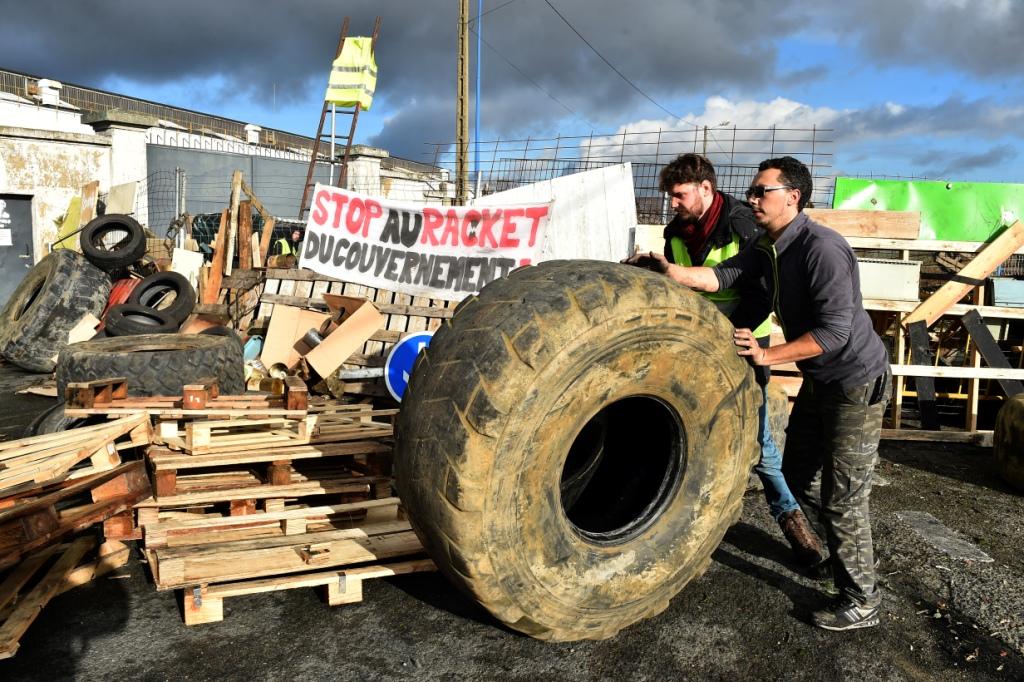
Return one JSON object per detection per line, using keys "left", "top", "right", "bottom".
{"left": 0, "top": 545, "right": 63, "bottom": 612}
{"left": 0, "top": 536, "right": 95, "bottom": 659}
{"left": 961, "top": 309, "right": 1024, "bottom": 397}
{"left": 207, "top": 557, "right": 435, "bottom": 598}
{"left": 237, "top": 200, "right": 253, "bottom": 272}
{"left": 258, "top": 217, "right": 276, "bottom": 268}
{"left": 224, "top": 170, "right": 243, "bottom": 277}
{"left": 201, "top": 209, "right": 229, "bottom": 305}
{"left": 845, "top": 236, "right": 1024, "bottom": 255}
{"left": 907, "top": 321, "right": 939, "bottom": 431}
{"left": 890, "top": 364, "right": 1024, "bottom": 380}
{"left": 134, "top": 476, "right": 379, "bottom": 507}
{"left": 58, "top": 541, "right": 131, "bottom": 595}
{"left": 152, "top": 527, "right": 421, "bottom": 588}
{"left": 863, "top": 299, "right": 1024, "bottom": 321}
{"left": 805, "top": 208, "right": 919, "bottom": 239}
{"left": 903, "top": 220, "right": 1024, "bottom": 328}
{"left": 260, "top": 293, "right": 454, "bottom": 318}
{"left": 881, "top": 429, "right": 993, "bottom": 447}
{"left": 79, "top": 181, "right": 100, "bottom": 225}
{"left": 144, "top": 497, "right": 401, "bottom": 547}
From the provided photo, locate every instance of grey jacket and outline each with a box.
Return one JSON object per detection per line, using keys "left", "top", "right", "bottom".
{"left": 713, "top": 212, "right": 889, "bottom": 388}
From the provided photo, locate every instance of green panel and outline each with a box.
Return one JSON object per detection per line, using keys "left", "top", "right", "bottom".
{"left": 832, "top": 178, "right": 1024, "bottom": 241}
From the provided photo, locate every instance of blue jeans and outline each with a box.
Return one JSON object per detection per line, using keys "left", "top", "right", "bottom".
{"left": 754, "top": 385, "right": 800, "bottom": 521}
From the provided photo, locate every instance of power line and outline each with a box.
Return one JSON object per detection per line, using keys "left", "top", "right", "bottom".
{"left": 541, "top": 0, "right": 692, "bottom": 127}
{"left": 469, "top": 0, "right": 519, "bottom": 24}
{"left": 470, "top": 24, "right": 597, "bottom": 130}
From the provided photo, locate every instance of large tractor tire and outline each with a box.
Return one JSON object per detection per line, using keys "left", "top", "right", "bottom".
{"left": 0, "top": 250, "right": 111, "bottom": 372}
{"left": 994, "top": 394, "right": 1024, "bottom": 492}
{"left": 56, "top": 334, "right": 244, "bottom": 397}
{"left": 394, "top": 260, "right": 761, "bottom": 641}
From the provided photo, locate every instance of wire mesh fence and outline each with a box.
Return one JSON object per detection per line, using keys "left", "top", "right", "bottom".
{"left": 429, "top": 126, "right": 835, "bottom": 219}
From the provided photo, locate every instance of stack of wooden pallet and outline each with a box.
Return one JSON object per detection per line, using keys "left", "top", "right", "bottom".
{"left": 0, "top": 410, "right": 153, "bottom": 658}
{"left": 61, "top": 376, "right": 433, "bottom": 626}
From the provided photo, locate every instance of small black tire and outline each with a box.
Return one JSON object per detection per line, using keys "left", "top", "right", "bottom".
{"left": 127, "top": 271, "right": 196, "bottom": 324}
{"left": 79, "top": 214, "right": 146, "bottom": 271}
{"left": 199, "top": 326, "right": 243, "bottom": 348}
{"left": 394, "top": 260, "right": 760, "bottom": 641}
{"left": 0, "top": 250, "right": 111, "bottom": 372}
{"left": 104, "top": 303, "right": 179, "bottom": 336}
{"left": 994, "top": 394, "right": 1024, "bottom": 493}
{"left": 57, "top": 333, "right": 245, "bottom": 397}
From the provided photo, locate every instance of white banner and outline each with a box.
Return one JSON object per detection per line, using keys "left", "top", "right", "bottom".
{"left": 300, "top": 185, "right": 551, "bottom": 301}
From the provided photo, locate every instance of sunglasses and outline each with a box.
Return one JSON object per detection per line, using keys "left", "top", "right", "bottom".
{"left": 745, "top": 184, "right": 792, "bottom": 200}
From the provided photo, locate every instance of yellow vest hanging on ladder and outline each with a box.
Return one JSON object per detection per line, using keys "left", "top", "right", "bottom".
{"left": 325, "top": 36, "right": 377, "bottom": 110}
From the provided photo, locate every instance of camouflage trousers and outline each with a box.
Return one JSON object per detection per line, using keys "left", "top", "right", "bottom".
{"left": 782, "top": 370, "right": 891, "bottom": 608}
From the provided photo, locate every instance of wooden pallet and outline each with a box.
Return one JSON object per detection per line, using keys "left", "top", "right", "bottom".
{"left": 181, "top": 556, "right": 435, "bottom": 626}
{"left": 147, "top": 439, "right": 392, "bottom": 498}
{"left": 134, "top": 468, "right": 389, "bottom": 522}
{"left": 0, "top": 460, "right": 152, "bottom": 570}
{"left": 149, "top": 520, "right": 421, "bottom": 589}
{"left": 0, "top": 415, "right": 150, "bottom": 496}
{"left": 0, "top": 537, "right": 132, "bottom": 657}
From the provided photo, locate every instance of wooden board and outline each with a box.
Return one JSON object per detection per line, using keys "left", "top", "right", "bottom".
{"left": 0, "top": 536, "right": 95, "bottom": 659}
{"left": 150, "top": 521, "right": 420, "bottom": 588}
{"left": 903, "top": 220, "right": 1024, "bottom": 328}
{"left": 805, "top": 208, "right": 920, "bottom": 239}
{"left": 180, "top": 557, "right": 434, "bottom": 626}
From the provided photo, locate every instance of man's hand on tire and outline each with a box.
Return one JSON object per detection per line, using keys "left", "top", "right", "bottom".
{"left": 621, "top": 250, "right": 670, "bottom": 274}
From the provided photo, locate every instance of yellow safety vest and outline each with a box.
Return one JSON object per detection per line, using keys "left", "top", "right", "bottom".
{"left": 670, "top": 236, "right": 772, "bottom": 338}
{"left": 276, "top": 238, "right": 293, "bottom": 257}
{"left": 325, "top": 37, "right": 377, "bottom": 110}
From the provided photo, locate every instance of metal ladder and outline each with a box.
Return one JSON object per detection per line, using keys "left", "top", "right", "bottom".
{"left": 298, "top": 16, "right": 382, "bottom": 219}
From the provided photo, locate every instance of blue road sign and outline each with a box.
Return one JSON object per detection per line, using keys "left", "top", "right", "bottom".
{"left": 384, "top": 331, "right": 435, "bottom": 401}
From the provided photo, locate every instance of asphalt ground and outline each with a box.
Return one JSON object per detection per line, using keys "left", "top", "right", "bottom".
{"left": 0, "top": 364, "right": 1022, "bottom": 681}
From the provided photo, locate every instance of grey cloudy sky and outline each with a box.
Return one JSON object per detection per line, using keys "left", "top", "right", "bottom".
{"left": 1, "top": 0, "right": 1021, "bottom": 181}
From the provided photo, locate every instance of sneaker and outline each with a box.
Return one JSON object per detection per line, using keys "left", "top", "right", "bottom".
{"left": 812, "top": 598, "right": 880, "bottom": 631}
{"left": 778, "top": 509, "right": 825, "bottom": 568}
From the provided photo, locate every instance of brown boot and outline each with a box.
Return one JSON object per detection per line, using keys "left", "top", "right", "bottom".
{"left": 778, "top": 509, "right": 825, "bottom": 568}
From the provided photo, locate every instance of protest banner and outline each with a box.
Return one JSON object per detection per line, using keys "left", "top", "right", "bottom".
{"left": 299, "top": 185, "right": 551, "bottom": 301}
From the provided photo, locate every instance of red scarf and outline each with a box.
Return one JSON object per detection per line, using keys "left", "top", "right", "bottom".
{"left": 681, "top": 191, "right": 723, "bottom": 264}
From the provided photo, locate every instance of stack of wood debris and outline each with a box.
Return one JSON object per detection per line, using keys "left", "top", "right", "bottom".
{"left": 0, "top": 412, "right": 152, "bottom": 658}
{"left": 60, "top": 375, "right": 433, "bottom": 627}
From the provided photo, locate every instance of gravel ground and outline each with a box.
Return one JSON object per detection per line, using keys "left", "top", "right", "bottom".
{"left": 0, "top": 363, "right": 1021, "bottom": 681}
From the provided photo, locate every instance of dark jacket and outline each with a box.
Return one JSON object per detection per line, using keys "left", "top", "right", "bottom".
{"left": 713, "top": 212, "right": 889, "bottom": 388}
{"left": 662, "top": 192, "right": 758, "bottom": 265}
{"left": 663, "top": 192, "right": 770, "bottom": 332}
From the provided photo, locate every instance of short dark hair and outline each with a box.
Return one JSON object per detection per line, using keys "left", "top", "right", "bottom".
{"left": 660, "top": 153, "right": 717, "bottom": 193}
{"left": 758, "top": 156, "right": 812, "bottom": 211}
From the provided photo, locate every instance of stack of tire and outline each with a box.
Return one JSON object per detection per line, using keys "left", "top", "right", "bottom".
{"left": 61, "top": 214, "right": 244, "bottom": 398}
{"left": 0, "top": 215, "right": 244, "bottom": 435}
{"left": 77, "top": 214, "right": 195, "bottom": 337}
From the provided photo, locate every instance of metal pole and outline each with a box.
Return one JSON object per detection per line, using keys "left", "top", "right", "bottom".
{"left": 329, "top": 103, "right": 337, "bottom": 185}
{"left": 456, "top": 0, "right": 470, "bottom": 205}
{"left": 474, "top": 0, "right": 483, "bottom": 199}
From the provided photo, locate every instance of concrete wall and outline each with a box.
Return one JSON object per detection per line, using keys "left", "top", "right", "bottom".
{"left": 0, "top": 126, "right": 110, "bottom": 259}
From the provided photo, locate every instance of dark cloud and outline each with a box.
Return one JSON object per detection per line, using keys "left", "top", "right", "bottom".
{"left": 911, "top": 144, "right": 1017, "bottom": 179}
{"left": 832, "top": 97, "right": 1024, "bottom": 141}
{"left": 0, "top": 0, "right": 804, "bottom": 158}
{"left": 825, "top": 0, "right": 1024, "bottom": 77}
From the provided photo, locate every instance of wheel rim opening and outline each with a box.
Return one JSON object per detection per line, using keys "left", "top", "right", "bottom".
{"left": 141, "top": 285, "right": 177, "bottom": 310}
{"left": 96, "top": 228, "right": 130, "bottom": 252}
{"left": 560, "top": 396, "right": 684, "bottom": 544}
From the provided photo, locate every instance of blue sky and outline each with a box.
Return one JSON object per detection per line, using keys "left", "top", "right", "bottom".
{"left": 2, "top": 0, "right": 1021, "bottom": 187}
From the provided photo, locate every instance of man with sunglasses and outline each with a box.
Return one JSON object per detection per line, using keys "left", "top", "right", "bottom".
{"left": 654, "top": 154, "right": 823, "bottom": 572}
{"left": 627, "top": 156, "right": 890, "bottom": 632}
